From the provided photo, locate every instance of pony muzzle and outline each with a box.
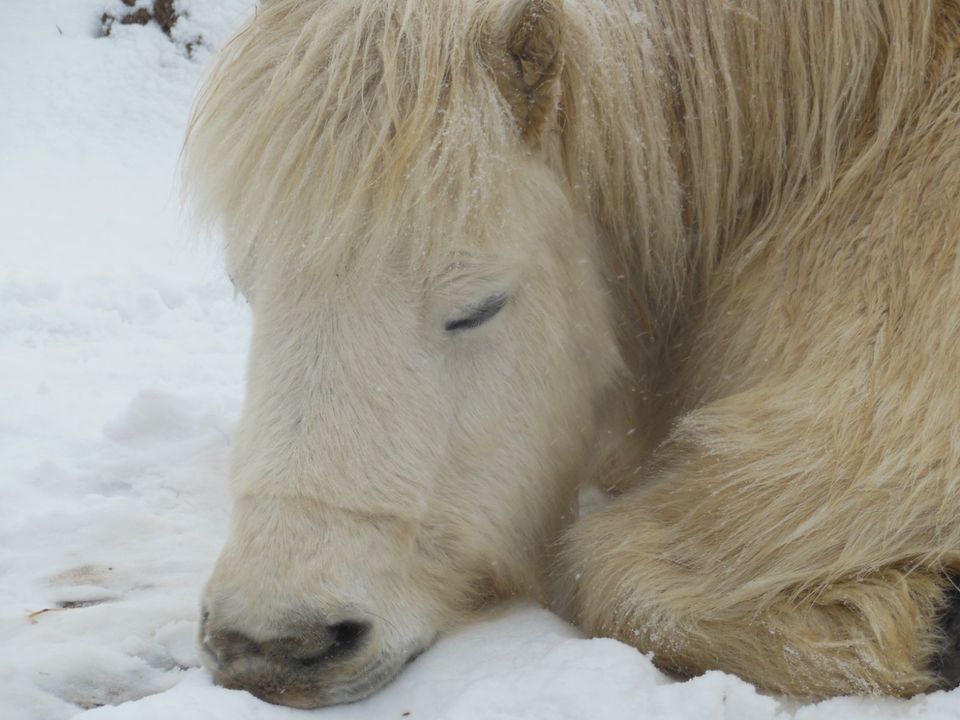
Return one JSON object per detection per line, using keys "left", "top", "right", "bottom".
{"left": 198, "top": 607, "right": 400, "bottom": 707}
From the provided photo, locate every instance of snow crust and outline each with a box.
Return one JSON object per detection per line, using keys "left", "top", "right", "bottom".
{"left": 2, "top": 1, "right": 959, "bottom": 718}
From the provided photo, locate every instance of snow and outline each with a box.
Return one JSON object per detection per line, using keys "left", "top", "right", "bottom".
{"left": 2, "top": 1, "right": 959, "bottom": 718}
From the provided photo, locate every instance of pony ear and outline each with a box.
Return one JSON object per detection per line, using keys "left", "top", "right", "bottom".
{"left": 484, "top": 0, "right": 564, "bottom": 143}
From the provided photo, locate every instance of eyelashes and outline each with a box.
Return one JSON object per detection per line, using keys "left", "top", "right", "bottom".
{"left": 444, "top": 293, "right": 509, "bottom": 334}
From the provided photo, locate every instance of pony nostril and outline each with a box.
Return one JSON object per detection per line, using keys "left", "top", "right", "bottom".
{"left": 286, "top": 619, "right": 371, "bottom": 668}
{"left": 330, "top": 620, "right": 369, "bottom": 650}
{"left": 202, "top": 617, "right": 372, "bottom": 673}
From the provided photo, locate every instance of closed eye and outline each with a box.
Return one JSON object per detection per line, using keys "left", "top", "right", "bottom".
{"left": 444, "top": 293, "right": 509, "bottom": 334}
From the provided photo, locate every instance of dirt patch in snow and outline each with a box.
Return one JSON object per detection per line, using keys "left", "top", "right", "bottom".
{"left": 100, "top": 0, "right": 203, "bottom": 56}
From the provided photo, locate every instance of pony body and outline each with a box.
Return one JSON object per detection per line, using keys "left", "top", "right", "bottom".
{"left": 184, "top": 0, "right": 960, "bottom": 705}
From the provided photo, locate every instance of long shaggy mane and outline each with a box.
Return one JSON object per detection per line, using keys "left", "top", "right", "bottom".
{"left": 185, "top": 0, "right": 956, "bottom": 305}
{"left": 184, "top": 1, "right": 532, "bottom": 288}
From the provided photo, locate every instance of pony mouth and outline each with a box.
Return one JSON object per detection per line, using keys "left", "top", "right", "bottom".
{"left": 247, "top": 654, "right": 409, "bottom": 708}
{"left": 274, "top": 646, "right": 429, "bottom": 707}
{"left": 314, "top": 646, "right": 430, "bottom": 706}
{"left": 202, "top": 645, "right": 415, "bottom": 708}
{"left": 324, "top": 657, "right": 408, "bottom": 705}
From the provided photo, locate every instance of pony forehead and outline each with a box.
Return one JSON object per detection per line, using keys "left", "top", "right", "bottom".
{"left": 184, "top": 0, "right": 544, "bottom": 282}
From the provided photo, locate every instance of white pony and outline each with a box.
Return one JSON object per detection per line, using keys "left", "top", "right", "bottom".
{"left": 184, "top": 0, "right": 960, "bottom": 707}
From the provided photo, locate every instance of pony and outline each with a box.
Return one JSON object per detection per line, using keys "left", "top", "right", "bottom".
{"left": 183, "top": 0, "right": 960, "bottom": 707}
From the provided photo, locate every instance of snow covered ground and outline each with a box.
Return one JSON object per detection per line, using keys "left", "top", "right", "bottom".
{"left": 2, "top": 2, "right": 960, "bottom": 718}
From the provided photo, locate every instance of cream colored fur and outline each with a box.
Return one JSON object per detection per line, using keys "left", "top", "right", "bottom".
{"left": 184, "top": 0, "right": 960, "bottom": 704}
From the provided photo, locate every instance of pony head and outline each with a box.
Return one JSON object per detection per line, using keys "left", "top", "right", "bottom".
{"left": 184, "top": 0, "right": 624, "bottom": 706}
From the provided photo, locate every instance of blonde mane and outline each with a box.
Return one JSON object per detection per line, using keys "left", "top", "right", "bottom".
{"left": 184, "top": 1, "right": 528, "bottom": 290}
{"left": 185, "top": 0, "right": 953, "bottom": 306}
{"left": 559, "top": 1, "right": 951, "bottom": 311}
